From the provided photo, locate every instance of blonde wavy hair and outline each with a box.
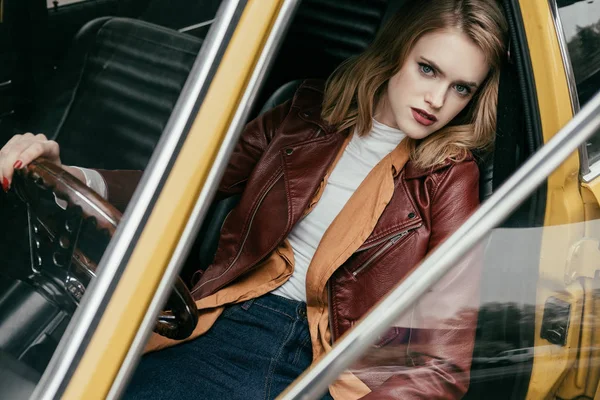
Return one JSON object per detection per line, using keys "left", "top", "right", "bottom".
{"left": 322, "top": 0, "right": 508, "bottom": 169}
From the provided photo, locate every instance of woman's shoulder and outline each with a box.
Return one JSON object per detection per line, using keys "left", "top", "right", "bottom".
{"left": 284, "top": 79, "right": 339, "bottom": 132}
{"left": 290, "top": 79, "right": 327, "bottom": 110}
{"left": 404, "top": 153, "right": 479, "bottom": 183}
{"left": 404, "top": 155, "right": 480, "bottom": 207}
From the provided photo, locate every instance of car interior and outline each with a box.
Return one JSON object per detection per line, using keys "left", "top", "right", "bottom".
{"left": 0, "top": 0, "right": 548, "bottom": 398}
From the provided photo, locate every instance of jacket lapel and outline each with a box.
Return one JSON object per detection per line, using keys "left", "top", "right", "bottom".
{"left": 282, "top": 132, "right": 346, "bottom": 228}
{"left": 305, "top": 156, "right": 395, "bottom": 301}
{"left": 305, "top": 140, "right": 412, "bottom": 299}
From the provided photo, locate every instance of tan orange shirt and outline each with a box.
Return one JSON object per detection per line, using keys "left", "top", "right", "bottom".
{"left": 145, "top": 134, "right": 411, "bottom": 399}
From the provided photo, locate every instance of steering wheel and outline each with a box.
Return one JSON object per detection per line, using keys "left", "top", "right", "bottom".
{"left": 11, "top": 160, "right": 198, "bottom": 340}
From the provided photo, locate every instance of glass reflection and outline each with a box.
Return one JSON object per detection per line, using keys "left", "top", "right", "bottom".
{"left": 344, "top": 221, "right": 600, "bottom": 399}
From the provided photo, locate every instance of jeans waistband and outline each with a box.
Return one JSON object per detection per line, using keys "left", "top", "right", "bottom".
{"left": 239, "top": 293, "right": 307, "bottom": 321}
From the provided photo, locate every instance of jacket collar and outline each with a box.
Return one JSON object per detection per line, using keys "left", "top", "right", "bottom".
{"left": 294, "top": 80, "right": 337, "bottom": 134}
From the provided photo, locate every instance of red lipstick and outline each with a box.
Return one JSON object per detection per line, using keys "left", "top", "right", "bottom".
{"left": 411, "top": 108, "right": 437, "bottom": 127}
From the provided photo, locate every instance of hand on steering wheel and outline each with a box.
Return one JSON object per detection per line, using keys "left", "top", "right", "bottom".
{"left": 1, "top": 134, "right": 199, "bottom": 340}
{"left": 0, "top": 133, "right": 65, "bottom": 192}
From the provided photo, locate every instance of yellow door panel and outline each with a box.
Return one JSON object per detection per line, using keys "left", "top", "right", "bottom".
{"left": 581, "top": 185, "right": 600, "bottom": 222}
{"left": 518, "top": 0, "right": 590, "bottom": 398}
{"left": 555, "top": 278, "right": 600, "bottom": 399}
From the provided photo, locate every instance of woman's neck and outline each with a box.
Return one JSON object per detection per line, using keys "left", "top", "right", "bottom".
{"left": 373, "top": 96, "right": 399, "bottom": 129}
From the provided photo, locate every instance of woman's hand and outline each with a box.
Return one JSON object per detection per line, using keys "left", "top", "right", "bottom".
{"left": 0, "top": 133, "right": 64, "bottom": 192}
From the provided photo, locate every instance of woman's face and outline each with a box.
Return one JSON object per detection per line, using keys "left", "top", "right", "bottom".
{"left": 375, "top": 28, "right": 490, "bottom": 139}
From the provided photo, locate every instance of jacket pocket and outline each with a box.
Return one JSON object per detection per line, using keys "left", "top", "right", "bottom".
{"left": 350, "top": 224, "right": 422, "bottom": 278}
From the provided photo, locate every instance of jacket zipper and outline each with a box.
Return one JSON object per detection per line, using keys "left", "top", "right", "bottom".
{"left": 220, "top": 209, "right": 233, "bottom": 231}
{"left": 193, "top": 170, "right": 283, "bottom": 293}
{"left": 327, "top": 281, "right": 334, "bottom": 343}
{"left": 352, "top": 223, "right": 422, "bottom": 277}
{"left": 228, "top": 171, "right": 283, "bottom": 270}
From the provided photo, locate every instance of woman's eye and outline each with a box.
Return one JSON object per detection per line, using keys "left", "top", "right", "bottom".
{"left": 455, "top": 84, "right": 470, "bottom": 96}
{"left": 419, "top": 63, "right": 434, "bottom": 76}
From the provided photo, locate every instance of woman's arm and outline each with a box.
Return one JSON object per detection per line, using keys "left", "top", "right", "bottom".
{"left": 93, "top": 99, "right": 293, "bottom": 211}
{"left": 360, "top": 160, "right": 481, "bottom": 400}
{"left": 213, "top": 98, "right": 292, "bottom": 200}
{"left": 92, "top": 169, "right": 143, "bottom": 213}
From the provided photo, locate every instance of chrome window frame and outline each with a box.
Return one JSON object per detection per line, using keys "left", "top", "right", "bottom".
{"left": 549, "top": 0, "right": 597, "bottom": 178}
{"left": 108, "top": 0, "right": 301, "bottom": 397}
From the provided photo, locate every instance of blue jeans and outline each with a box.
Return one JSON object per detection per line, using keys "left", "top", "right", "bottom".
{"left": 123, "top": 293, "right": 334, "bottom": 400}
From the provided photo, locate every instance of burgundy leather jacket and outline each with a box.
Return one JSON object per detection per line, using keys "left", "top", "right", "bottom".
{"left": 100, "top": 80, "right": 480, "bottom": 398}
{"left": 193, "top": 80, "right": 479, "bottom": 397}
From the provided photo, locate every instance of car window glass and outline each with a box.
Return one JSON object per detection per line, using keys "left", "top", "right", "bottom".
{"left": 557, "top": 0, "right": 600, "bottom": 163}
{"left": 0, "top": 2, "right": 217, "bottom": 396}
{"left": 340, "top": 206, "right": 600, "bottom": 399}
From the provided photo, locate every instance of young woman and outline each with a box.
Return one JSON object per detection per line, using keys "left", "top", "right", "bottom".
{"left": 0, "top": 0, "right": 508, "bottom": 398}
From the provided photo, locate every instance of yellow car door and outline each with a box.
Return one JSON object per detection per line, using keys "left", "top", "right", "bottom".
{"left": 524, "top": 0, "right": 600, "bottom": 398}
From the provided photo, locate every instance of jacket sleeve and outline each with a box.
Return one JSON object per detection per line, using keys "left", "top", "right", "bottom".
{"left": 94, "top": 99, "right": 293, "bottom": 212}
{"left": 94, "top": 169, "right": 143, "bottom": 213}
{"left": 213, "top": 98, "right": 292, "bottom": 200}
{"left": 360, "top": 160, "right": 481, "bottom": 400}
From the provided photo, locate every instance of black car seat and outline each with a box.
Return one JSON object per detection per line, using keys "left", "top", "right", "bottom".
{"left": 118, "top": 0, "right": 221, "bottom": 39}
{"left": 26, "top": 17, "right": 203, "bottom": 170}
{"left": 254, "top": 0, "right": 391, "bottom": 114}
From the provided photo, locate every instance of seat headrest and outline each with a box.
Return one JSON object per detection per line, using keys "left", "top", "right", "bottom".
{"left": 258, "top": 80, "right": 304, "bottom": 116}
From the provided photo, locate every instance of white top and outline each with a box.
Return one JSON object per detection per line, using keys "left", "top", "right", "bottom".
{"left": 75, "top": 166, "right": 108, "bottom": 199}
{"left": 272, "top": 120, "right": 406, "bottom": 301}
{"left": 74, "top": 119, "right": 406, "bottom": 303}
{"left": 54, "top": 166, "right": 107, "bottom": 209}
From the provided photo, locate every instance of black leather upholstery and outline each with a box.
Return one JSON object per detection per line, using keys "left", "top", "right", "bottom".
{"left": 256, "top": 0, "right": 391, "bottom": 111}
{"left": 286, "top": 0, "right": 389, "bottom": 69}
{"left": 0, "top": 350, "right": 40, "bottom": 399}
{"left": 29, "top": 17, "right": 202, "bottom": 170}
{"left": 258, "top": 80, "right": 303, "bottom": 116}
{"left": 120, "top": 0, "right": 221, "bottom": 38}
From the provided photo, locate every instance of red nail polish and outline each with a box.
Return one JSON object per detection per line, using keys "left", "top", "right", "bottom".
{"left": 13, "top": 160, "right": 22, "bottom": 169}
{"left": 2, "top": 177, "right": 8, "bottom": 193}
